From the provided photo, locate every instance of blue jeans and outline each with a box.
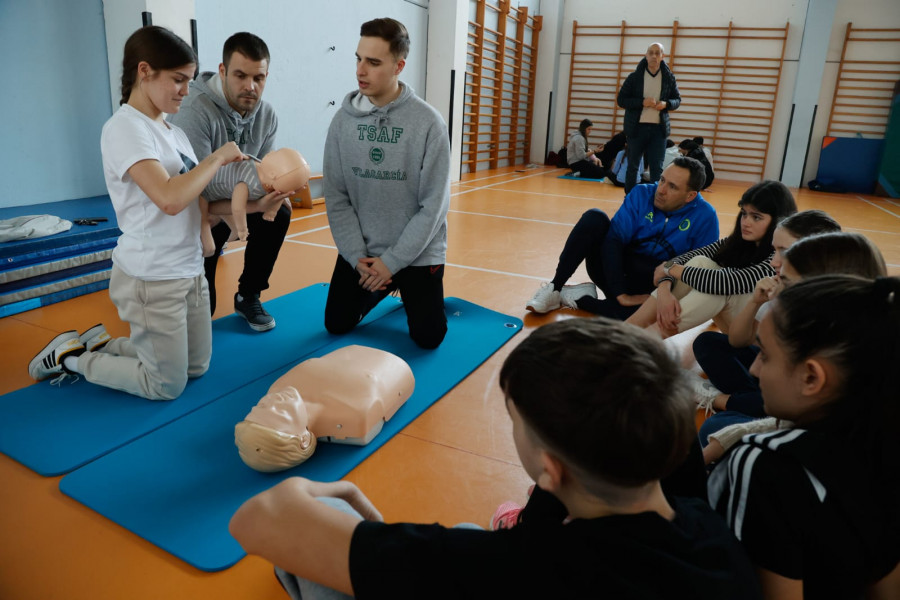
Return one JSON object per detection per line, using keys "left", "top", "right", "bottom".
{"left": 625, "top": 124, "right": 666, "bottom": 193}
{"left": 693, "top": 331, "right": 765, "bottom": 417}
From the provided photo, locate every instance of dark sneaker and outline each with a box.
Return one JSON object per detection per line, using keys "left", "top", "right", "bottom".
{"left": 29, "top": 331, "right": 85, "bottom": 381}
{"left": 234, "top": 293, "right": 276, "bottom": 332}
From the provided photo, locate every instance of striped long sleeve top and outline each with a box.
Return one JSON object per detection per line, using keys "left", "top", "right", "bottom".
{"left": 673, "top": 238, "right": 775, "bottom": 296}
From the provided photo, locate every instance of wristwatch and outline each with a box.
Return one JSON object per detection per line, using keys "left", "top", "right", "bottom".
{"left": 663, "top": 259, "right": 676, "bottom": 275}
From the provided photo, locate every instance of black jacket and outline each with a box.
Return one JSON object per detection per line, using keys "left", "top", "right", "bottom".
{"left": 617, "top": 58, "right": 681, "bottom": 137}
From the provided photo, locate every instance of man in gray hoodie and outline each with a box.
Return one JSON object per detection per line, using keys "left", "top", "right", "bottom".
{"left": 323, "top": 18, "right": 450, "bottom": 349}
{"left": 169, "top": 32, "right": 290, "bottom": 332}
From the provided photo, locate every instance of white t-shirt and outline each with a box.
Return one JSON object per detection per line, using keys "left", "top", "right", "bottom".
{"left": 101, "top": 104, "right": 203, "bottom": 279}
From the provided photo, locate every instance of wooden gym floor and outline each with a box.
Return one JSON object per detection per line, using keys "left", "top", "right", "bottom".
{"left": 1, "top": 166, "right": 898, "bottom": 599}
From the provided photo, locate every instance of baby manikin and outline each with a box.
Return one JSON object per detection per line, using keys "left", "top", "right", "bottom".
{"left": 235, "top": 345, "right": 415, "bottom": 472}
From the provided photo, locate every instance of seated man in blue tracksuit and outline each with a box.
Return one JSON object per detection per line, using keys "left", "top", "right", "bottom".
{"left": 526, "top": 156, "right": 719, "bottom": 319}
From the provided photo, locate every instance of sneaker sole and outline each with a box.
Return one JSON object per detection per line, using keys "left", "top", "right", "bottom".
{"left": 80, "top": 323, "right": 111, "bottom": 352}
{"left": 28, "top": 331, "right": 81, "bottom": 380}
{"left": 238, "top": 313, "right": 276, "bottom": 332}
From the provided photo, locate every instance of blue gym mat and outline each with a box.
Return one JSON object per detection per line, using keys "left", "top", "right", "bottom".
{"left": 59, "top": 297, "right": 521, "bottom": 571}
{"left": 0, "top": 284, "right": 401, "bottom": 476}
{"left": 557, "top": 173, "right": 607, "bottom": 182}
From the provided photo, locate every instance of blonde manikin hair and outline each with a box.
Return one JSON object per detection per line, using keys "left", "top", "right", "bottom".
{"left": 234, "top": 421, "right": 317, "bottom": 472}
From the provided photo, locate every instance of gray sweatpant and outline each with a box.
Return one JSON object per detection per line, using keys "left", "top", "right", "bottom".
{"left": 78, "top": 264, "right": 212, "bottom": 400}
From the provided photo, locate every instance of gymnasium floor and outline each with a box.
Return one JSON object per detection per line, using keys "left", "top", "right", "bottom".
{"left": 1, "top": 166, "right": 898, "bottom": 599}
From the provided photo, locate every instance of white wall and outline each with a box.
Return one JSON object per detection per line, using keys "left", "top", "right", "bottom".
{"left": 194, "top": 0, "right": 429, "bottom": 197}
{"left": 804, "top": 0, "right": 900, "bottom": 185}
{"left": 550, "top": 0, "right": 809, "bottom": 182}
{"left": 548, "top": 0, "right": 900, "bottom": 183}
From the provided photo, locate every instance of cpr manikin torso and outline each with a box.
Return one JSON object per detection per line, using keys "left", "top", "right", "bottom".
{"left": 235, "top": 345, "right": 415, "bottom": 472}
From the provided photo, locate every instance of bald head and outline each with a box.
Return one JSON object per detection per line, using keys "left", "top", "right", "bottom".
{"left": 646, "top": 43, "right": 665, "bottom": 73}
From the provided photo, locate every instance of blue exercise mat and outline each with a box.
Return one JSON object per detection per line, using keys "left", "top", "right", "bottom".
{"left": 59, "top": 298, "right": 521, "bottom": 571}
{"left": 557, "top": 173, "right": 607, "bottom": 182}
{"left": 0, "top": 284, "right": 401, "bottom": 476}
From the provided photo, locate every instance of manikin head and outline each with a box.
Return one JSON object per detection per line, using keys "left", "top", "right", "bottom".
{"left": 257, "top": 148, "right": 311, "bottom": 193}
{"left": 234, "top": 387, "right": 316, "bottom": 472}
{"left": 234, "top": 345, "right": 415, "bottom": 472}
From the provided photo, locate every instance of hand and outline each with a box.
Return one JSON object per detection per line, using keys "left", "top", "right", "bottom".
{"left": 211, "top": 141, "right": 244, "bottom": 165}
{"left": 703, "top": 439, "right": 726, "bottom": 465}
{"left": 356, "top": 257, "right": 393, "bottom": 291}
{"left": 655, "top": 101, "right": 667, "bottom": 111}
{"left": 653, "top": 263, "right": 667, "bottom": 284}
{"left": 616, "top": 293, "right": 650, "bottom": 307}
{"left": 656, "top": 287, "right": 681, "bottom": 333}
{"left": 752, "top": 276, "right": 780, "bottom": 304}
{"left": 290, "top": 478, "right": 384, "bottom": 522}
{"left": 642, "top": 97, "right": 657, "bottom": 108}
{"left": 595, "top": 144, "right": 605, "bottom": 153}
{"left": 237, "top": 225, "right": 249, "bottom": 242}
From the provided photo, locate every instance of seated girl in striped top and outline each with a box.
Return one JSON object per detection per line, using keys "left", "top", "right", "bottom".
{"left": 625, "top": 180, "right": 796, "bottom": 338}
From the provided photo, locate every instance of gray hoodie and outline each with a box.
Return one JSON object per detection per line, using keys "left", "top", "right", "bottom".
{"left": 324, "top": 83, "right": 450, "bottom": 275}
{"left": 168, "top": 71, "right": 278, "bottom": 160}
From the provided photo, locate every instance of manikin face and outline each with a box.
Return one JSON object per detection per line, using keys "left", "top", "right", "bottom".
{"left": 219, "top": 51, "right": 268, "bottom": 116}
{"left": 750, "top": 313, "right": 806, "bottom": 421}
{"left": 770, "top": 226, "right": 799, "bottom": 273}
{"left": 245, "top": 387, "right": 309, "bottom": 436}
{"left": 140, "top": 63, "right": 195, "bottom": 115}
{"left": 356, "top": 36, "right": 405, "bottom": 106}
{"left": 739, "top": 204, "right": 772, "bottom": 244}
{"left": 653, "top": 164, "right": 697, "bottom": 213}
{"left": 646, "top": 43, "right": 665, "bottom": 72}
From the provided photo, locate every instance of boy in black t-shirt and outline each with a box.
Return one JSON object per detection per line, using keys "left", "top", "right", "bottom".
{"left": 230, "top": 317, "right": 761, "bottom": 599}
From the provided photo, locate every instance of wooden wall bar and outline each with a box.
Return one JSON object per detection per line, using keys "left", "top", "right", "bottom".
{"left": 826, "top": 24, "right": 900, "bottom": 138}
{"left": 463, "top": 0, "right": 542, "bottom": 172}
{"left": 564, "top": 20, "right": 788, "bottom": 181}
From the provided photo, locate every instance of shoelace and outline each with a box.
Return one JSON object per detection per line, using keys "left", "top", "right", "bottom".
{"left": 50, "top": 373, "right": 80, "bottom": 387}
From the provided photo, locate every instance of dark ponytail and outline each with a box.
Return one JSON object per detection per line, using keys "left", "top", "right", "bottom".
{"left": 772, "top": 275, "right": 900, "bottom": 472}
{"left": 120, "top": 26, "right": 197, "bottom": 105}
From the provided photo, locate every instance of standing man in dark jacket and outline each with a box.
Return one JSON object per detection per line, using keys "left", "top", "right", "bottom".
{"left": 617, "top": 43, "right": 681, "bottom": 193}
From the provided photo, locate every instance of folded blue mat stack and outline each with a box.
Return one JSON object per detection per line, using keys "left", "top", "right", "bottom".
{"left": 0, "top": 195, "right": 120, "bottom": 318}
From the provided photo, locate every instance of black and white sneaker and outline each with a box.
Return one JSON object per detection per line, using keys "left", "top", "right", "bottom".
{"left": 79, "top": 323, "right": 111, "bottom": 352}
{"left": 29, "top": 331, "right": 85, "bottom": 381}
{"left": 234, "top": 293, "right": 276, "bottom": 332}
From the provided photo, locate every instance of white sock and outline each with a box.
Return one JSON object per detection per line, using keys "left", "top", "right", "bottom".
{"left": 63, "top": 355, "right": 82, "bottom": 374}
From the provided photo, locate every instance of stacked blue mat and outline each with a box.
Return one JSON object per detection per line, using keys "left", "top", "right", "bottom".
{"left": 0, "top": 284, "right": 522, "bottom": 571}
{"left": 0, "top": 195, "right": 120, "bottom": 317}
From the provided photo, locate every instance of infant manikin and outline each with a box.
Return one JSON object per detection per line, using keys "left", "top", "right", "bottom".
{"left": 234, "top": 345, "right": 415, "bottom": 472}
{"left": 201, "top": 148, "right": 311, "bottom": 254}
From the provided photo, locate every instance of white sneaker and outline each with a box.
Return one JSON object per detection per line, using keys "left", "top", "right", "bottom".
{"left": 79, "top": 323, "right": 111, "bottom": 352}
{"left": 526, "top": 283, "right": 561, "bottom": 314}
{"left": 687, "top": 371, "right": 721, "bottom": 416}
{"left": 559, "top": 282, "right": 598, "bottom": 309}
{"left": 29, "top": 331, "right": 85, "bottom": 381}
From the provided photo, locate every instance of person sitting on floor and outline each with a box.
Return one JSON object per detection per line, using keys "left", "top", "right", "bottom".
{"left": 624, "top": 180, "right": 796, "bottom": 338}
{"left": 707, "top": 274, "right": 900, "bottom": 599}
{"left": 230, "top": 317, "right": 762, "bottom": 599}
{"left": 566, "top": 118, "right": 605, "bottom": 179}
{"left": 525, "top": 156, "right": 718, "bottom": 319}
{"left": 687, "top": 210, "right": 842, "bottom": 418}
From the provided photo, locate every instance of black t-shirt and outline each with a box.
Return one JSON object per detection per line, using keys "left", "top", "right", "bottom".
{"left": 708, "top": 427, "right": 900, "bottom": 599}
{"left": 348, "top": 494, "right": 760, "bottom": 599}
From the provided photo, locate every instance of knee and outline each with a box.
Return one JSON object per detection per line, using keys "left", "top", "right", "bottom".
{"left": 146, "top": 375, "right": 188, "bottom": 401}
{"left": 324, "top": 313, "right": 358, "bottom": 336}
{"left": 410, "top": 323, "right": 447, "bottom": 350}
{"left": 579, "top": 209, "right": 611, "bottom": 228}
{"left": 693, "top": 331, "right": 728, "bottom": 360}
